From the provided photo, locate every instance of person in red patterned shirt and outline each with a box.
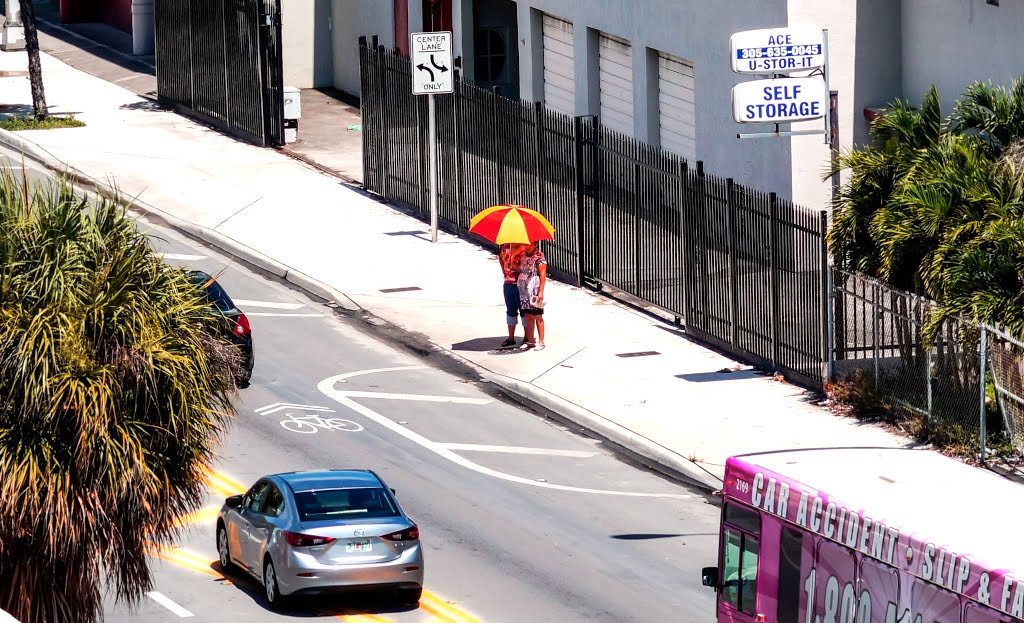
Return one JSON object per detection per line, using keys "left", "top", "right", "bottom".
{"left": 499, "top": 243, "right": 524, "bottom": 347}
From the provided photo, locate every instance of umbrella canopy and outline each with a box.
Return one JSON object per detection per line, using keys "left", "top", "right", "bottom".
{"left": 469, "top": 204, "right": 555, "bottom": 244}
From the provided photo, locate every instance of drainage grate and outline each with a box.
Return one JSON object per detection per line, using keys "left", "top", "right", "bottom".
{"left": 379, "top": 286, "right": 423, "bottom": 293}
{"left": 615, "top": 351, "right": 661, "bottom": 358}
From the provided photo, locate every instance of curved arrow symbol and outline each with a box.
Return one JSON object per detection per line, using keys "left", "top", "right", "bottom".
{"left": 430, "top": 54, "right": 449, "bottom": 73}
{"left": 416, "top": 63, "right": 435, "bottom": 81}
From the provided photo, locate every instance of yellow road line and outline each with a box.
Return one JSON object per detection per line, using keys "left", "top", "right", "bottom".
{"left": 201, "top": 467, "right": 246, "bottom": 497}
{"left": 146, "top": 544, "right": 222, "bottom": 578}
{"left": 420, "top": 590, "right": 482, "bottom": 623}
{"left": 174, "top": 505, "right": 221, "bottom": 528}
{"left": 331, "top": 614, "right": 394, "bottom": 622}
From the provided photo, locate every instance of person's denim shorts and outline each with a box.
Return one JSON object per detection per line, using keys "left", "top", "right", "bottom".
{"left": 503, "top": 282, "right": 521, "bottom": 325}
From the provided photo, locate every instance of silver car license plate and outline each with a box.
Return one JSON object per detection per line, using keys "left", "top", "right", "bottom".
{"left": 346, "top": 539, "right": 372, "bottom": 553}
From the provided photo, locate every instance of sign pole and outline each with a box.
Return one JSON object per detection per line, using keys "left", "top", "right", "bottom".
{"left": 428, "top": 93, "right": 439, "bottom": 243}
{"left": 410, "top": 30, "right": 453, "bottom": 245}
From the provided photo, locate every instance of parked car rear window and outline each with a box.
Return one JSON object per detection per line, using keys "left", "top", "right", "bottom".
{"left": 188, "top": 273, "right": 236, "bottom": 312}
{"left": 294, "top": 487, "right": 399, "bottom": 521}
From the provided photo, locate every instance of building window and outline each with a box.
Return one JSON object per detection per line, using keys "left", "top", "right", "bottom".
{"left": 474, "top": 29, "right": 507, "bottom": 83}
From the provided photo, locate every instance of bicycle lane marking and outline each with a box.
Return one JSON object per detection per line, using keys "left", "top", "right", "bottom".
{"left": 317, "top": 366, "right": 691, "bottom": 499}
{"left": 252, "top": 401, "right": 366, "bottom": 434}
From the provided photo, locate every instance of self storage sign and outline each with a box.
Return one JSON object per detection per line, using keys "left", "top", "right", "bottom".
{"left": 731, "top": 77, "right": 827, "bottom": 124}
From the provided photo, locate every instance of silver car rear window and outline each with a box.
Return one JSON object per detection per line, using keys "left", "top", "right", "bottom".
{"left": 294, "top": 487, "right": 399, "bottom": 521}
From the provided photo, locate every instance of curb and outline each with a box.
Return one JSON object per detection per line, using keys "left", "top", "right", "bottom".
{"left": 0, "top": 127, "right": 722, "bottom": 495}
{"left": 475, "top": 368, "right": 723, "bottom": 494}
{"left": 0, "top": 128, "right": 363, "bottom": 314}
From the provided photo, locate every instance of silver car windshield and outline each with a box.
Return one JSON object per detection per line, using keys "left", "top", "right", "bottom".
{"left": 294, "top": 487, "right": 399, "bottom": 521}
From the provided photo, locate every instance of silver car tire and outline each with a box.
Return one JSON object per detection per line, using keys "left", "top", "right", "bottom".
{"left": 263, "top": 558, "right": 286, "bottom": 609}
{"left": 216, "top": 524, "right": 234, "bottom": 573}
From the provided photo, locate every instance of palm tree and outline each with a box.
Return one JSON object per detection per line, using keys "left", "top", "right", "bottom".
{"left": 828, "top": 86, "right": 945, "bottom": 288}
{"left": 17, "top": 0, "right": 48, "bottom": 119}
{"left": 0, "top": 167, "right": 238, "bottom": 622}
{"left": 949, "top": 78, "right": 1024, "bottom": 156}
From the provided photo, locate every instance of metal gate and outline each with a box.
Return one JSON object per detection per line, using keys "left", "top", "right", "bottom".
{"left": 154, "top": 0, "right": 284, "bottom": 147}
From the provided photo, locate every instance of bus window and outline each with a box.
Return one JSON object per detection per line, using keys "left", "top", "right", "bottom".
{"left": 859, "top": 557, "right": 900, "bottom": 623}
{"left": 718, "top": 503, "right": 761, "bottom": 616}
{"left": 912, "top": 580, "right": 961, "bottom": 623}
{"left": 777, "top": 527, "right": 805, "bottom": 623}
{"left": 725, "top": 502, "right": 761, "bottom": 535}
{"left": 812, "top": 541, "right": 857, "bottom": 623}
{"left": 722, "top": 529, "right": 760, "bottom": 615}
{"left": 965, "top": 602, "right": 1015, "bottom": 623}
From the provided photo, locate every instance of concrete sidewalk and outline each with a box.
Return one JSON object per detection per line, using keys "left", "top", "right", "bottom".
{"left": 0, "top": 49, "right": 920, "bottom": 492}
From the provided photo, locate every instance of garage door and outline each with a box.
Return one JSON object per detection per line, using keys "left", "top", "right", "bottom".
{"left": 542, "top": 14, "right": 574, "bottom": 115}
{"left": 598, "top": 32, "right": 633, "bottom": 135}
{"left": 658, "top": 51, "right": 696, "bottom": 161}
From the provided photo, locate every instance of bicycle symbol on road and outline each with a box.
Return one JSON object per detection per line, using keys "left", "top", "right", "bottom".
{"left": 254, "top": 402, "right": 364, "bottom": 435}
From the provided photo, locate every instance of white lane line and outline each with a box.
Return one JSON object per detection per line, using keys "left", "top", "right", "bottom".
{"left": 439, "top": 443, "right": 598, "bottom": 458}
{"left": 233, "top": 299, "right": 305, "bottom": 310}
{"left": 160, "top": 253, "right": 206, "bottom": 261}
{"left": 244, "top": 312, "right": 324, "bottom": 318}
{"left": 255, "top": 403, "right": 334, "bottom": 414}
{"left": 318, "top": 367, "right": 690, "bottom": 499}
{"left": 146, "top": 592, "right": 194, "bottom": 618}
{"left": 335, "top": 390, "right": 491, "bottom": 405}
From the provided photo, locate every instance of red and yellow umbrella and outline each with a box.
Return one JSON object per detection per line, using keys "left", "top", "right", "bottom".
{"left": 469, "top": 204, "right": 555, "bottom": 245}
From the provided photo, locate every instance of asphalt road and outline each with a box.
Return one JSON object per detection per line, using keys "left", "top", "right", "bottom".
{"left": 1, "top": 151, "right": 721, "bottom": 623}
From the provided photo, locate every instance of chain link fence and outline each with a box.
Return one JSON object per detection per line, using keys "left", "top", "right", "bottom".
{"left": 830, "top": 270, "right": 1000, "bottom": 456}
{"left": 985, "top": 325, "right": 1024, "bottom": 454}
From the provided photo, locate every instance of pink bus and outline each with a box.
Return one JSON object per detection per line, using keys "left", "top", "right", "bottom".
{"left": 701, "top": 448, "right": 1024, "bottom": 623}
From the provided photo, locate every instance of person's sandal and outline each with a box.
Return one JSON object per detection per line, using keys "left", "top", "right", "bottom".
{"left": 501, "top": 338, "right": 516, "bottom": 347}
{"left": 519, "top": 342, "right": 535, "bottom": 350}
{"left": 534, "top": 343, "right": 546, "bottom": 351}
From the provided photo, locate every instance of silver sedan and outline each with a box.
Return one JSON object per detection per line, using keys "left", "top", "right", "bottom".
{"left": 216, "top": 469, "right": 424, "bottom": 609}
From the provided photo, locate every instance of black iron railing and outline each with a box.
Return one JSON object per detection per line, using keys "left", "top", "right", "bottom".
{"left": 359, "top": 38, "right": 828, "bottom": 387}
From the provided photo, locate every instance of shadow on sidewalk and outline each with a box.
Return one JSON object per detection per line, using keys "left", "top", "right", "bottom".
{"left": 451, "top": 337, "right": 531, "bottom": 355}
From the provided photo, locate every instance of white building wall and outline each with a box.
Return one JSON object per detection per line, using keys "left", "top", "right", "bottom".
{"left": 508, "top": 0, "right": 794, "bottom": 199}
{"left": 331, "top": 0, "right": 396, "bottom": 96}
{"left": 282, "top": 0, "right": 334, "bottom": 89}
{"left": 901, "top": 0, "right": 1024, "bottom": 114}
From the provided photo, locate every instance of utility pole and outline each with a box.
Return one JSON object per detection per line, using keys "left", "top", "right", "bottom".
{"left": 2, "top": 0, "right": 25, "bottom": 51}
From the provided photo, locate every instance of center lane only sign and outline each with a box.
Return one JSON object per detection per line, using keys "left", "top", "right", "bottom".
{"left": 731, "top": 77, "right": 827, "bottom": 124}
{"left": 410, "top": 31, "right": 454, "bottom": 95}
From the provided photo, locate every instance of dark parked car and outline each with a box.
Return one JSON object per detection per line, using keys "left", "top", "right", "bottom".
{"left": 188, "top": 270, "right": 254, "bottom": 387}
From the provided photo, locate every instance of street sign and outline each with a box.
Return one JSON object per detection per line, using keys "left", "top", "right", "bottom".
{"left": 732, "top": 77, "right": 827, "bottom": 124}
{"left": 410, "top": 31, "right": 454, "bottom": 95}
{"left": 730, "top": 27, "right": 825, "bottom": 74}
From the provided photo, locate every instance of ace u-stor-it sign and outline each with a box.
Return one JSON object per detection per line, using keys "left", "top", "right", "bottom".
{"left": 730, "top": 27, "right": 825, "bottom": 74}
{"left": 732, "top": 77, "right": 827, "bottom": 124}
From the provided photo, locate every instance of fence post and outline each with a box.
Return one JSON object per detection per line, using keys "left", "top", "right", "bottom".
{"left": 453, "top": 67, "right": 465, "bottom": 230}
{"left": 726, "top": 178, "right": 739, "bottom": 346}
{"left": 492, "top": 86, "right": 505, "bottom": 204}
{"left": 979, "top": 327, "right": 988, "bottom": 463}
{"left": 534, "top": 101, "right": 545, "bottom": 215}
{"left": 573, "top": 115, "right": 586, "bottom": 286}
{"left": 872, "top": 283, "right": 880, "bottom": 387}
{"left": 769, "top": 192, "right": 780, "bottom": 368}
{"left": 373, "top": 41, "right": 391, "bottom": 200}
{"left": 634, "top": 160, "right": 643, "bottom": 299}
{"left": 697, "top": 161, "right": 710, "bottom": 329}
{"left": 358, "top": 36, "right": 371, "bottom": 190}
{"left": 820, "top": 210, "right": 831, "bottom": 385}
{"left": 678, "top": 159, "right": 690, "bottom": 330}
{"left": 926, "top": 345, "right": 934, "bottom": 428}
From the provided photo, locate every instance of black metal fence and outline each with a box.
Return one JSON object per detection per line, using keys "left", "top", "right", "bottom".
{"left": 155, "top": 0, "right": 285, "bottom": 147}
{"left": 359, "top": 39, "right": 828, "bottom": 387}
